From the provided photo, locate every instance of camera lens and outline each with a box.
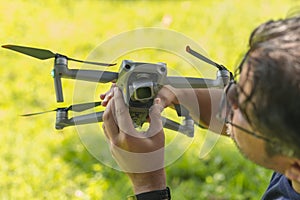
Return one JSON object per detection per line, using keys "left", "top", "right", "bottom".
{"left": 136, "top": 87, "right": 152, "bottom": 99}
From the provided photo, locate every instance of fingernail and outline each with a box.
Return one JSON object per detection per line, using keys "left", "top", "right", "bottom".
{"left": 154, "top": 98, "right": 161, "bottom": 104}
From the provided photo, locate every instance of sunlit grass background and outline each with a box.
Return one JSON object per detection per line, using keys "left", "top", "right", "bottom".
{"left": 0, "top": 0, "right": 297, "bottom": 199}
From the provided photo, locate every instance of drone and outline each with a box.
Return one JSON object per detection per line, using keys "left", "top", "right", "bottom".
{"left": 2, "top": 44, "right": 232, "bottom": 137}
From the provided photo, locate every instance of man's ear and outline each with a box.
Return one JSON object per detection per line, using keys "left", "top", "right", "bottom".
{"left": 228, "top": 84, "right": 239, "bottom": 110}
{"left": 285, "top": 159, "right": 300, "bottom": 182}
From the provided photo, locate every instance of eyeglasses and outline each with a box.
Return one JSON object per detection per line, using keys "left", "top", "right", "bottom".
{"left": 217, "top": 79, "right": 295, "bottom": 157}
{"left": 216, "top": 51, "right": 295, "bottom": 157}
{"left": 216, "top": 79, "right": 274, "bottom": 143}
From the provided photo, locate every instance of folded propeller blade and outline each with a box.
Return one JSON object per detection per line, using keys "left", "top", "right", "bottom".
{"left": 21, "top": 101, "right": 102, "bottom": 117}
{"left": 67, "top": 57, "right": 116, "bottom": 66}
{"left": 67, "top": 101, "right": 102, "bottom": 112}
{"left": 20, "top": 109, "right": 58, "bottom": 117}
{"left": 2, "top": 44, "right": 116, "bottom": 66}
{"left": 186, "top": 45, "right": 226, "bottom": 70}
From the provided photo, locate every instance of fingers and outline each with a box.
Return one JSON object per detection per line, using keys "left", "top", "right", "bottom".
{"left": 113, "top": 87, "right": 137, "bottom": 134}
{"left": 100, "top": 83, "right": 116, "bottom": 107}
{"left": 156, "top": 85, "right": 178, "bottom": 108}
{"left": 102, "top": 98, "right": 120, "bottom": 141}
{"left": 103, "top": 87, "right": 137, "bottom": 141}
{"left": 103, "top": 87, "right": 165, "bottom": 141}
{"left": 146, "top": 98, "right": 164, "bottom": 137}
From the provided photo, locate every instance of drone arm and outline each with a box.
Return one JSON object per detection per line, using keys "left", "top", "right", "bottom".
{"left": 55, "top": 111, "right": 104, "bottom": 129}
{"left": 166, "top": 69, "right": 230, "bottom": 89}
{"left": 53, "top": 73, "right": 64, "bottom": 102}
{"left": 55, "top": 109, "right": 194, "bottom": 137}
{"left": 162, "top": 117, "right": 194, "bottom": 137}
{"left": 167, "top": 77, "right": 220, "bottom": 88}
{"left": 53, "top": 56, "right": 118, "bottom": 83}
{"left": 69, "top": 111, "right": 104, "bottom": 125}
{"left": 60, "top": 69, "right": 118, "bottom": 83}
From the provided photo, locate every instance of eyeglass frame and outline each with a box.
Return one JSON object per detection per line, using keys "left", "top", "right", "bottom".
{"left": 216, "top": 79, "right": 273, "bottom": 143}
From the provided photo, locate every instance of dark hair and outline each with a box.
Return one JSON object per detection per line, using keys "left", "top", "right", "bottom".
{"left": 237, "top": 15, "right": 300, "bottom": 157}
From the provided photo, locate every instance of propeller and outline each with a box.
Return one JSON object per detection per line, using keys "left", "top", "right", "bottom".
{"left": 2, "top": 44, "right": 116, "bottom": 66}
{"left": 21, "top": 101, "right": 102, "bottom": 117}
{"left": 186, "top": 45, "right": 227, "bottom": 70}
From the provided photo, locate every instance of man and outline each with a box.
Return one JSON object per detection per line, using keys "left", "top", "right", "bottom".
{"left": 101, "top": 15, "right": 300, "bottom": 199}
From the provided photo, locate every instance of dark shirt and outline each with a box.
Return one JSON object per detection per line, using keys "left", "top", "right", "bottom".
{"left": 262, "top": 172, "right": 300, "bottom": 200}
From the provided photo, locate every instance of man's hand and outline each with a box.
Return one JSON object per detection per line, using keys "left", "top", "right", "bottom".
{"left": 102, "top": 87, "right": 167, "bottom": 194}
{"left": 100, "top": 83, "right": 116, "bottom": 107}
{"left": 156, "top": 85, "right": 179, "bottom": 108}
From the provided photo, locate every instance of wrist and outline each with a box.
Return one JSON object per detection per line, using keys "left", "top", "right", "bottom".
{"left": 170, "top": 87, "right": 180, "bottom": 105}
{"left": 129, "top": 169, "right": 166, "bottom": 194}
{"left": 128, "top": 187, "right": 171, "bottom": 200}
{"left": 173, "top": 88, "right": 192, "bottom": 105}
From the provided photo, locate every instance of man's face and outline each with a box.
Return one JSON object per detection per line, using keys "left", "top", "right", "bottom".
{"left": 228, "top": 61, "right": 291, "bottom": 174}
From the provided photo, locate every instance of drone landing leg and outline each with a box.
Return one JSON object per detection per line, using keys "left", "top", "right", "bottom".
{"left": 53, "top": 56, "right": 68, "bottom": 102}
{"left": 162, "top": 117, "right": 194, "bottom": 137}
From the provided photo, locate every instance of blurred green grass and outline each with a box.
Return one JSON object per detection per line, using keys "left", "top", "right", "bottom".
{"left": 0, "top": 0, "right": 296, "bottom": 199}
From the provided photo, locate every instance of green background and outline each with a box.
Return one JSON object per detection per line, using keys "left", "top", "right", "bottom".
{"left": 0, "top": 0, "right": 297, "bottom": 199}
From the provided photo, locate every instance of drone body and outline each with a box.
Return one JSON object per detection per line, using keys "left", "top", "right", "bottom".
{"left": 2, "top": 44, "right": 232, "bottom": 137}
{"left": 117, "top": 60, "right": 167, "bottom": 127}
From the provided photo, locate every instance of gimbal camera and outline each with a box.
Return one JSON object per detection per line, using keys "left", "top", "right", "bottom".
{"left": 117, "top": 60, "right": 167, "bottom": 128}
{"left": 2, "top": 45, "right": 232, "bottom": 137}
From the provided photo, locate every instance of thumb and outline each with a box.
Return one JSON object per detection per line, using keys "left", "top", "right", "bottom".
{"left": 113, "top": 87, "right": 136, "bottom": 134}
{"left": 146, "top": 98, "right": 164, "bottom": 137}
